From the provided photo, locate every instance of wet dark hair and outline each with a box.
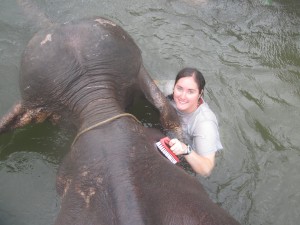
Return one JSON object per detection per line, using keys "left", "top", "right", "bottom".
{"left": 167, "top": 67, "right": 206, "bottom": 101}
{"left": 175, "top": 67, "right": 206, "bottom": 91}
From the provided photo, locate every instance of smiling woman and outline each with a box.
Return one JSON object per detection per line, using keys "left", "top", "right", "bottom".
{"left": 165, "top": 68, "right": 223, "bottom": 177}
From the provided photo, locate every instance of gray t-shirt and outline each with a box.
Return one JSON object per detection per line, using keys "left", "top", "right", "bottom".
{"left": 170, "top": 99, "right": 223, "bottom": 156}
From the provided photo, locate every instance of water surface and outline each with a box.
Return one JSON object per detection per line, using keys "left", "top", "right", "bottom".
{"left": 0, "top": 0, "right": 299, "bottom": 224}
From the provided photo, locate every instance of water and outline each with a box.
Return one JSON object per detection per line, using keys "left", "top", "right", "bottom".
{"left": 0, "top": 0, "right": 299, "bottom": 224}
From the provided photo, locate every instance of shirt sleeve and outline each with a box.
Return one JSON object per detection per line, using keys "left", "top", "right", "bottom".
{"left": 192, "top": 120, "right": 223, "bottom": 156}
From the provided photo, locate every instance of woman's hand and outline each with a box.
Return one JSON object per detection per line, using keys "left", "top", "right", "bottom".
{"left": 169, "top": 138, "right": 187, "bottom": 155}
{"left": 169, "top": 138, "right": 216, "bottom": 177}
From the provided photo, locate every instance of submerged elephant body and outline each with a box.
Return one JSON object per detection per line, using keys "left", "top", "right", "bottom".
{"left": 0, "top": 17, "right": 240, "bottom": 225}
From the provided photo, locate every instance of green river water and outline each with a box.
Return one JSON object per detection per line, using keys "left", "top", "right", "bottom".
{"left": 0, "top": 0, "right": 299, "bottom": 224}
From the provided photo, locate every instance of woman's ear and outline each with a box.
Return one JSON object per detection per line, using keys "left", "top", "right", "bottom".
{"left": 199, "top": 89, "right": 203, "bottom": 98}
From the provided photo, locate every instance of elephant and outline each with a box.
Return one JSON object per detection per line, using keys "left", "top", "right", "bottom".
{"left": 0, "top": 17, "right": 240, "bottom": 225}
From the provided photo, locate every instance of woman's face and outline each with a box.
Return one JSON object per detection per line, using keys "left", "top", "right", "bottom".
{"left": 173, "top": 76, "right": 200, "bottom": 113}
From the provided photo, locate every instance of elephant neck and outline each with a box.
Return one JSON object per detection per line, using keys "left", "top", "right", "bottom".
{"left": 74, "top": 98, "right": 125, "bottom": 131}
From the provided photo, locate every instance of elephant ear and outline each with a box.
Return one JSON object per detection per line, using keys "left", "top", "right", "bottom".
{"left": 0, "top": 102, "right": 58, "bottom": 134}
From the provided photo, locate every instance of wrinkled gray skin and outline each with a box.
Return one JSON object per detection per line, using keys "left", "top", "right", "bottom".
{"left": 0, "top": 17, "right": 240, "bottom": 225}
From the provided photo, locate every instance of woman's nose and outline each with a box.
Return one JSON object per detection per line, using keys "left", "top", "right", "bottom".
{"left": 179, "top": 91, "right": 187, "bottom": 99}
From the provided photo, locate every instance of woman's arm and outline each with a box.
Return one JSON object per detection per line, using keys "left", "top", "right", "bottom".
{"left": 169, "top": 139, "right": 216, "bottom": 177}
{"left": 184, "top": 150, "right": 215, "bottom": 177}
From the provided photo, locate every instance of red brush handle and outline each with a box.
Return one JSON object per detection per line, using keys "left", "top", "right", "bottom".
{"left": 160, "top": 137, "right": 179, "bottom": 161}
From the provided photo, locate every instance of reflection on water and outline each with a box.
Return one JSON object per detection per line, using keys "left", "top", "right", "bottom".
{"left": 0, "top": 0, "right": 299, "bottom": 224}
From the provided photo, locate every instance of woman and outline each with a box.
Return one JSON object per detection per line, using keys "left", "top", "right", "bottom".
{"left": 167, "top": 68, "right": 223, "bottom": 177}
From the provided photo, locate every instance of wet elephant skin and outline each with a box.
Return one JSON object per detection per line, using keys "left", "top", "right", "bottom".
{"left": 0, "top": 17, "right": 240, "bottom": 225}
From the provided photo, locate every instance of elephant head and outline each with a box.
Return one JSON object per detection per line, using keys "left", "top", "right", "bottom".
{"left": 0, "top": 17, "right": 182, "bottom": 139}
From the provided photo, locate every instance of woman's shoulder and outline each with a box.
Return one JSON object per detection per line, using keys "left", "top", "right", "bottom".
{"left": 194, "top": 102, "right": 218, "bottom": 123}
{"left": 188, "top": 102, "right": 219, "bottom": 136}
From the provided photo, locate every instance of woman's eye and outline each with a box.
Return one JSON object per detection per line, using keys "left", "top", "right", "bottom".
{"left": 176, "top": 86, "right": 183, "bottom": 91}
